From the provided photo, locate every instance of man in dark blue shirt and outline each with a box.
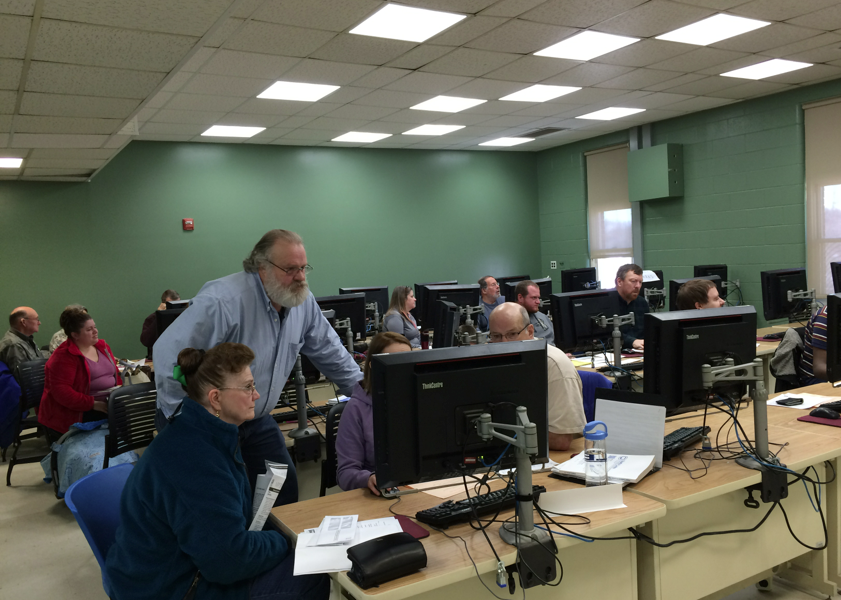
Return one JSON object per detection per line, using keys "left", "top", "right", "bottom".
{"left": 613, "top": 264, "right": 648, "bottom": 350}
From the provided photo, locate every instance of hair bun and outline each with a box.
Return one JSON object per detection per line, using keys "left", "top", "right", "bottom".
{"left": 176, "top": 348, "right": 205, "bottom": 376}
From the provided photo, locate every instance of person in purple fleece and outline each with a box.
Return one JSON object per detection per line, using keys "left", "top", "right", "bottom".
{"left": 336, "top": 332, "right": 412, "bottom": 495}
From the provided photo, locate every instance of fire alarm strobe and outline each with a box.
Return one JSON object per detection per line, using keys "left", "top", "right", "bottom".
{"left": 182, "top": 218, "right": 194, "bottom": 231}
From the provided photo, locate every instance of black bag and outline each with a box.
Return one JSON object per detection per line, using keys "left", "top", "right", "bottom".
{"left": 347, "top": 532, "right": 427, "bottom": 589}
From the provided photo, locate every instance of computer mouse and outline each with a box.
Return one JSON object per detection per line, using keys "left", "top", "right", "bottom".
{"left": 810, "top": 407, "right": 841, "bottom": 419}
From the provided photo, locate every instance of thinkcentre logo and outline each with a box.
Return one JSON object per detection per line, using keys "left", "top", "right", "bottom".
{"left": 422, "top": 382, "right": 443, "bottom": 390}
{"left": 686, "top": 334, "right": 699, "bottom": 340}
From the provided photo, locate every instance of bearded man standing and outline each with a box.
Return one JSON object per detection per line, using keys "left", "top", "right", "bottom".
{"left": 153, "top": 229, "right": 362, "bottom": 506}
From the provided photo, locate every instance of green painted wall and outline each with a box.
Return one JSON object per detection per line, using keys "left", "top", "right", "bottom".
{"left": 537, "top": 77, "right": 841, "bottom": 326}
{"left": 0, "top": 142, "right": 541, "bottom": 357}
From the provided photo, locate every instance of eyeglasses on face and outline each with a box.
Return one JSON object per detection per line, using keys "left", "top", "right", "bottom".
{"left": 488, "top": 323, "right": 529, "bottom": 343}
{"left": 265, "top": 259, "right": 313, "bottom": 275}
{"left": 218, "top": 383, "right": 258, "bottom": 394}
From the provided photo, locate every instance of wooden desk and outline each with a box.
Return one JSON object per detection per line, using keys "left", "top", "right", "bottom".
{"left": 271, "top": 472, "right": 666, "bottom": 600}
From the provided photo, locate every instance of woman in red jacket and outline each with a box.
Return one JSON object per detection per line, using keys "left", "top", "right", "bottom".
{"left": 39, "top": 307, "right": 122, "bottom": 441}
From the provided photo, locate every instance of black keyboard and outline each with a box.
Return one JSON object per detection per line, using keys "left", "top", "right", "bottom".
{"left": 817, "top": 401, "right": 841, "bottom": 412}
{"left": 272, "top": 406, "right": 322, "bottom": 424}
{"left": 763, "top": 332, "right": 785, "bottom": 340}
{"left": 598, "top": 362, "right": 644, "bottom": 372}
{"left": 663, "top": 426, "right": 710, "bottom": 461}
{"left": 416, "top": 484, "right": 546, "bottom": 529}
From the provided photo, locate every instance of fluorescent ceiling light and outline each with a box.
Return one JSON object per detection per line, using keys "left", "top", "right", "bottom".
{"left": 479, "top": 137, "right": 534, "bottom": 147}
{"left": 535, "top": 31, "right": 639, "bottom": 61}
{"left": 576, "top": 107, "right": 646, "bottom": 120}
{"left": 410, "top": 96, "right": 486, "bottom": 113}
{"left": 332, "top": 132, "right": 392, "bottom": 143}
{"left": 500, "top": 84, "right": 581, "bottom": 102}
{"left": 257, "top": 81, "right": 339, "bottom": 102}
{"left": 0, "top": 158, "right": 23, "bottom": 168}
{"left": 721, "top": 59, "right": 812, "bottom": 80}
{"left": 403, "top": 124, "right": 465, "bottom": 136}
{"left": 656, "top": 14, "right": 769, "bottom": 46}
{"left": 350, "top": 3, "right": 466, "bottom": 43}
{"left": 202, "top": 125, "right": 265, "bottom": 138}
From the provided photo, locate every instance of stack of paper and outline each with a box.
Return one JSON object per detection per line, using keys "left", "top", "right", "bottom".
{"left": 250, "top": 461, "right": 288, "bottom": 531}
{"left": 294, "top": 517, "right": 404, "bottom": 576}
{"left": 552, "top": 454, "right": 655, "bottom": 485}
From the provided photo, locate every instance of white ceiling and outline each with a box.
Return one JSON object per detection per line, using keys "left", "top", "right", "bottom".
{"left": 2, "top": 0, "right": 841, "bottom": 181}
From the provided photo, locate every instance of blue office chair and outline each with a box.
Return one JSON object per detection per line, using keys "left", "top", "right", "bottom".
{"left": 577, "top": 370, "right": 613, "bottom": 422}
{"left": 64, "top": 463, "right": 134, "bottom": 597}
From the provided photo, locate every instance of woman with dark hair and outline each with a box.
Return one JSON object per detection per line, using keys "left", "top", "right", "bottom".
{"left": 382, "top": 286, "right": 420, "bottom": 348}
{"left": 336, "top": 332, "right": 412, "bottom": 494}
{"left": 106, "top": 342, "right": 328, "bottom": 600}
{"left": 39, "top": 307, "right": 121, "bottom": 440}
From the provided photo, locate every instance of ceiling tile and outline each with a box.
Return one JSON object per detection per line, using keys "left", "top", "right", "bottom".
{"left": 34, "top": 19, "right": 199, "bottom": 72}
{"left": 643, "top": 73, "right": 706, "bottom": 91}
{"left": 509, "top": 103, "right": 570, "bottom": 117}
{"left": 784, "top": 44, "right": 841, "bottom": 65}
{"left": 484, "top": 55, "right": 578, "bottom": 82}
{"left": 180, "top": 73, "right": 271, "bottom": 97}
{"left": 23, "top": 167, "right": 94, "bottom": 176}
{"left": 305, "top": 116, "right": 375, "bottom": 131}
{"left": 428, "top": 16, "right": 507, "bottom": 46}
{"left": 445, "top": 77, "right": 527, "bottom": 98}
{"left": 595, "top": 40, "right": 695, "bottom": 68}
{"left": 140, "top": 122, "right": 207, "bottom": 135}
{"left": 648, "top": 47, "right": 751, "bottom": 73}
{"left": 398, "top": 0, "right": 499, "bottom": 12}
{"left": 764, "top": 63, "right": 841, "bottom": 84}
{"left": 200, "top": 50, "right": 299, "bottom": 79}
{"left": 163, "top": 93, "right": 244, "bottom": 112}
{"left": 150, "top": 109, "right": 225, "bottom": 124}
{"left": 596, "top": 0, "right": 714, "bottom": 38}
{"left": 419, "top": 48, "right": 520, "bottom": 76}
{"left": 41, "top": 0, "right": 234, "bottom": 37}
{"left": 459, "top": 99, "right": 522, "bottom": 115}
{"left": 379, "top": 108, "right": 440, "bottom": 124}
{"left": 465, "top": 19, "right": 577, "bottom": 54}
{"left": 310, "top": 34, "right": 417, "bottom": 65}
{"left": 0, "top": 58, "right": 22, "bottom": 90}
{"left": 761, "top": 32, "right": 841, "bottom": 58}
{"left": 696, "top": 54, "right": 762, "bottom": 75}
{"left": 280, "top": 59, "right": 375, "bottom": 85}
{"left": 709, "top": 80, "right": 794, "bottom": 99}
{"left": 542, "top": 62, "right": 635, "bottom": 86}
{"left": 730, "top": 0, "right": 838, "bottom": 21}
{"left": 217, "top": 113, "right": 284, "bottom": 127}
{"left": 20, "top": 92, "right": 141, "bottom": 118}
{"left": 231, "top": 98, "right": 307, "bottom": 116}
{"left": 275, "top": 115, "right": 315, "bottom": 128}
{"left": 385, "top": 45, "right": 454, "bottom": 70}
{"left": 520, "top": 0, "right": 647, "bottom": 29}
{"left": 595, "top": 68, "right": 685, "bottom": 90}
{"left": 29, "top": 147, "right": 117, "bottom": 159}
{"left": 352, "top": 89, "right": 431, "bottom": 108}
{"left": 480, "top": 0, "right": 545, "bottom": 18}
{"left": 622, "top": 91, "right": 694, "bottom": 108}
{"left": 160, "top": 71, "right": 193, "bottom": 93}
{"left": 0, "top": 15, "right": 30, "bottom": 59}
{"left": 10, "top": 133, "right": 109, "bottom": 148}
{"left": 180, "top": 47, "right": 216, "bottom": 73}
{"left": 351, "top": 67, "right": 412, "bottom": 88}
{"left": 661, "top": 75, "right": 745, "bottom": 95}
{"left": 282, "top": 128, "right": 336, "bottom": 141}
{"left": 102, "top": 134, "right": 131, "bottom": 148}
{"left": 250, "top": 0, "right": 381, "bottom": 32}
{"left": 0, "top": 90, "right": 16, "bottom": 113}
{"left": 431, "top": 112, "right": 495, "bottom": 125}
{"left": 227, "top": 22, "right": 336, "bottom": 57}
{"left": 656, "top": 96, "right": 736, "bottom": 112}
{"left": 712, "top": 23, "right": 824, "bottom": 53}
{"left": 326, "top": 104, "right": 400, "bottom": 120}
{"left": 136, "top": 107, "right": 157, "bottom": 121}
{"left": 203, "top": 18, "right": 245, "bottom": 48}
{"left": 477, "top": 114, "right": 540, "bottom": 127}
{"left": 295, "top": 102, "right": 344, "bottom": 117}
{"left": 244, "top": 127, "right": 294, "bottom": 142}
{"left": 25, "top": 62, "right": 164, "bottom": 98}
{"left": 788, "top": 4, "right": 841, "bottom": 30}
{"left": 315, "top": 86, "right": 372, "bottom": 104}
{"left": 229, "top": 0, "right": 263, "bottom": 19}
{"left": 0, "top": 113, "right": 11, "bottom": 129}
{"left": 385, "top": 71, "right": 472, "bottom": 94}
{"left": 681, "top": 0, "right": 753, "bottom": 9}
{"left": 0, "top": 1, "right": 36, "bottom": 16}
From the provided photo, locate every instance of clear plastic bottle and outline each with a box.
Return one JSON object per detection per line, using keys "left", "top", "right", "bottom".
{"left": 583, "top": 421, "right": 608, "bottom": 486}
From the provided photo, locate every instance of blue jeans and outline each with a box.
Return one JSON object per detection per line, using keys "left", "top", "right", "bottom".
{"left": 250, "top": 551, "right": 329, "bottom": 599}
{"left": 156, "top": 408, "right": 298, "bottom": 507}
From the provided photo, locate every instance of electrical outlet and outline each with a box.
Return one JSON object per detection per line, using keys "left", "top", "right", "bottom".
{"left": 550, "top": 260, "right": 557, "bottom": 269}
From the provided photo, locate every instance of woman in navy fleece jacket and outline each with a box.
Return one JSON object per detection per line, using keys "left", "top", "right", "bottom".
{"left": 106, "top": 343, "right": 328, "bottom": 600}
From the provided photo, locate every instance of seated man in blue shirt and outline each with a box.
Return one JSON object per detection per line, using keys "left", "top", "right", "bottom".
{"left": 154, "top": 229, "right": 363, "bottom": 507}
{"left": 614, "top": 264, "right": 648, "bottom": 350}
{"left": 476, "top": 276, "right": 503, "bottom": 331}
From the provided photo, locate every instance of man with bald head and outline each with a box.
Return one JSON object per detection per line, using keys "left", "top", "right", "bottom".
{"left": 489, "top": 303, "right": 585, "bottom": 451}
{"left": 0, "top": 307, "right": 43, "bottom": 377}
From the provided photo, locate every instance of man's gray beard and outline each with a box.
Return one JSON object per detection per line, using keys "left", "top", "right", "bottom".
{"left": 265, "top": 277, "right": 310, "bottom": 308}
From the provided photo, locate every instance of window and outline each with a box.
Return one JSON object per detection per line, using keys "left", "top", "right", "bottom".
{"left": 805, "top": 99, "right": 841, "bottom": 297}
{"left": 586, "top": 145, "right": 633, "bottom": 287}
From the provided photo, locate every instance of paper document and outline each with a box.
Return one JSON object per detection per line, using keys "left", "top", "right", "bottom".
{"left": 553, "top": 454, "right": 655, "bottom": 485}
{"left": 327, "top": 395, "right": 348, "bottom": 405}
{"left": 294, "top": 517, "right": 403, "bottom": 576}
{"left": 642, "top": 270, "right": 661, "bottom": 283}
{"left": 250, "top": 461, "right": 288, "bottom": 531}
{"left": 595, "top": 399, "right": 666, "bottom": 468}
{"left": 583, "top": 355, "right": 644, "bottom": 369}
{"left": 538, "top": 484, "right": 626, "bottom": 515}
{"left": 315, "top": 515, "right": 358, "bottom": 546}
{"left": 408, "top": 476, "right": 472, "bottom": 499}
{"left": 498, "top": 459, "right": 558, "bottom": 476}
{"left": 768, "top": 393, "right": 839, "bottom": 410}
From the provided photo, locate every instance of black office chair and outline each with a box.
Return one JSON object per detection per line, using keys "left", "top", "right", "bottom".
{"left": 6, "top": 358, "right": 48, "bottom": 486}
{"left": 104, "top": 382, "right": 157, "bottom": 469}
{"left": 319, "top": 402, "right": 347, "bottom": 497}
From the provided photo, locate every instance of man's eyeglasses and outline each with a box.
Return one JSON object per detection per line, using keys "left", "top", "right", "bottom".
{"left": 488, "top": 323, "right": 529, "bottom": 343}
{"left": 219, "top": 383, "right": 258, "bottom": 394}
{"left": 266, "top": 259, "right": 313, "bottom": 276}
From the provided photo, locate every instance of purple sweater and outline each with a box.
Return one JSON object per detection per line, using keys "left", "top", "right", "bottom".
{"left": 336, "top": 382, "right": 375, "bottom": 491}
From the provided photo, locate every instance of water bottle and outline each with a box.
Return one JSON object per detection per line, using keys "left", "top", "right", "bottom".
{"left": 583, "top": 421, "right": 608, "bottom": 486}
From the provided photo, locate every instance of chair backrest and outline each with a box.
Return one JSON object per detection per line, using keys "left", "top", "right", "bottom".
{"left": 16, "top": 358, "right": 47, "bottom": 412}
{"left": 105, "top": 383, "right": 157, "bottom": 468}
{"left": 577, "top": 370, "right": 613, "bottom": 423}
{"left": 320, "top": 402, "right": 347, "bottom": 495}
{"left": 65, "top": 463, "right": 134, "bottom": 596}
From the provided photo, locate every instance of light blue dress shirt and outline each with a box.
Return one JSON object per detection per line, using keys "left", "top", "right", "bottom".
{"left": 154, "top": 272, "right": 362, "bottom": 419}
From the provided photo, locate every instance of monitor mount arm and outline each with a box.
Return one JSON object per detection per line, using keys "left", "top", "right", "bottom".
{"left": 701, "top": 358, "right": 778, "bottom": 471}
{"left": 583, "top": 280, "right": 601, "bottom": 290}
{"left": 786, "top": 289, "right": 818, "bottom": 320}
{"left": 456, "top": 305, "right": 489, "bottom": 345}
{"left": 332, "top": 317, "right": 355, "bottom": 353}
{"left": 288, "top": 355, "right": 319, "bottom": 442}
{"left": 366, "top": 302, "right": 381, "bottom": 334}
{"left": 643, "top": 287, "right": 665, "bottom": 310}
{"left": 476, "top": 406, "right": 556, "bottom": 587}
{"left": 592, "top": 313, "right": 635, "bottom": 374}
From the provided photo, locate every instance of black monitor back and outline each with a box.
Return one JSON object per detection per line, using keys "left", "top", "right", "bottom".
{"left": 694, "top": 264, "right": 728, "bottom": 283}
{"left": 424, "top": 285, "right": 480, "bottom": 329}
{"left": 339, "top": 286, "right": 389, "bottom": 317}
{"left": 413, "top": 280, "right": 457, "bottom": 327}
{"left": 668, "top": 275, "right": 722, "bottom": 312}
{"left": 503, "top": 277, "right": 552, "bottom": 303}
{"left": 371, "top": 340, "right": 549, "bottom": 488}
{"left": 561, "top": 268, "right": 599, "bottom": 293}
{"left": 643, "top": 306, "right": 757, "bottom": 415}
{"left": 165, "top": 300, "right": 190, "bottom": 310}
{"left": 641, "top": 269, "right": 665, "bottom": 310}
{"left": 828, "top": 294, "right": 841, "bottom": 384}
{"left": 155, "top": 307, "right": 187, "bottom": 342}
{"left": 760, "top": 268, "right": 808, "bottom": 321}
{"left": 495, "top": 275, "right": 530, "bottom": 291}
{"left": 315, "top": 293, "right": 367, "bottom": 338}
{"left": 832, "top": 263, "right": 841, "bottom": 294}
{"left": 549, "top": 289, "right": 618, "bottom": 352}
{"left": 431, "top": 301, "right": 460, "bottom": 348}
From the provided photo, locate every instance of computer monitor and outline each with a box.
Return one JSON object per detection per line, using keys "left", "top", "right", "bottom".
{"left": 643, "top": 306, "right": 757, "bottom": 415}
{"left": 827, "top": 294, "right": 841, "bottom": 384}
{"left": 641, "top": 269, "right": 665, "bottom": 310}
{"left": 155, "top": 307, "right": 187, "bottom": 341}
{"left": 561, "top": 268, "right": 599, "bottom": 293}
{"left": 694, "top": 264, "right": 728, "bottom": 282}
{"left": 668, "top": 275, "right": 722, "bottom": 312}
{"left": 549, "top": 289, "right": 618, "bottom": 353}
{"left": 760, "top": 268, "right": 809, "bottom": 322}
{"left": 315, "top": 293, "right": 367, "bottom": 339}
{"left": 430, "top": 300, "right": 460, "bottom": 349}
{"left": 503, "top": 277, "right": 552, "bottom": 303}
{"left": 413, "top": 280, "right": 457, "bottom": 327}
{"left": 831, "top": 263, "right": 841, "bottom": 294}
{"left": 338, "top": 286, "right": 389, "bottom": 316}
{"left": 371, "top": 340, "right": 549, "bottom": 489}
{"left": 495, "top": 275, "right": 530, "bottom": 290}
{"left": 424, "top": 285, "right": 481, "bottom": 330}
{"left": 165, "top": 299, "right": 190, "bottom": 310}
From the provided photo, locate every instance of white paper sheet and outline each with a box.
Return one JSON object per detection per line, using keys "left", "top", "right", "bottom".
{"left": 498, "top": 459, "right": 559, "bottom": 477}
{"left": 553, "top": 454, "right": 655, "bottom": 484}
{"left": 642, "top": 270, "right": 661, "bottom": 283}
{"left": 595, "top": 399, "right": 666, "bottom": 468}
{"left": 582, "top": 355, "right": 644, "bottom": 369}
{"left": 767, "top": 393, "right": 839, "bottom": 410}
{"left": 294, "top": 517, "right": 403, "bottom": 576}
{"left": 537, "top": 484, "right": 626, "bottom": 515}
{"left": 315, "top": 515, "right": 358, "bottom": 546}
